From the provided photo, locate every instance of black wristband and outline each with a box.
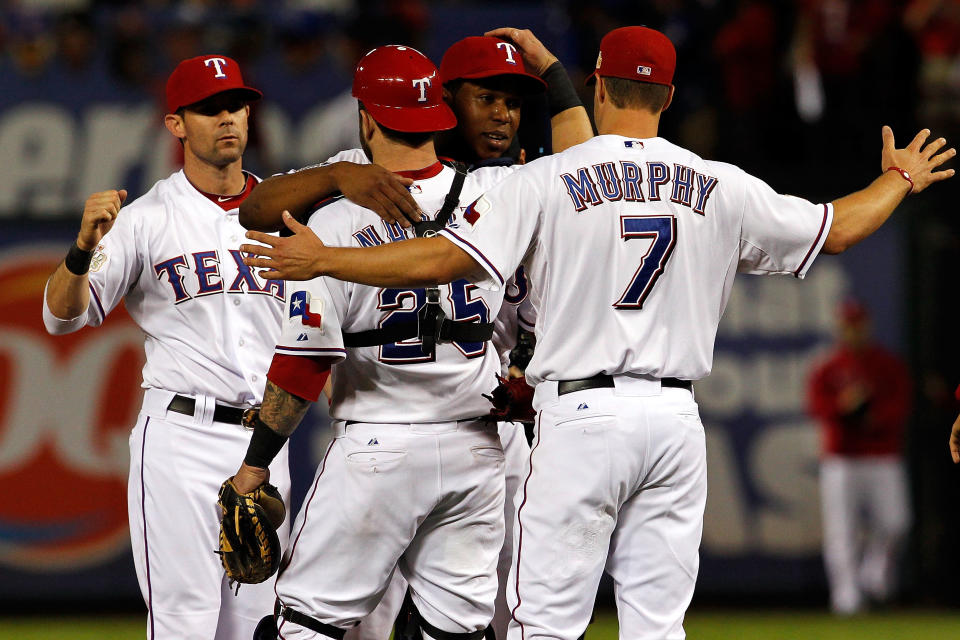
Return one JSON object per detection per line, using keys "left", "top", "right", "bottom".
{"left": 244, "top": 414, "right": 289, "bottom": 469}
{"left": 64, "top": 241, "right": 94, "bottom": 276}
{"left": 542, "top": 61, "right": 582, "bottom": 117}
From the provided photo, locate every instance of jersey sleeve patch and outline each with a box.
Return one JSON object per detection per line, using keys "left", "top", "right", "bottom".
{"left": 463, "top": 196, "right": 491, "bottom": 227}
{"left": 290, "top": 290, "right": 324, "bottom": 330}
{"left": 89, "top": 243, "right": 108, "bottom": 273}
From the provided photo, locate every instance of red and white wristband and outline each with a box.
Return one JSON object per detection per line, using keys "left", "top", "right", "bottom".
{"left": 886, "top": 166, "right": 914, "bottom": 194}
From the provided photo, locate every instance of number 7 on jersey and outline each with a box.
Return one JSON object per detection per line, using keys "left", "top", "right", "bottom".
{"left": 614, "top": 215, "right": 677, "bottom": 309}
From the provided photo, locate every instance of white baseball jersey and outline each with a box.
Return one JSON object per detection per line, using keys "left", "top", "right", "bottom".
{"left": 491, "top": 267, "right": 536, "bottom": 375}
{"left": 42, "top": 168, "right": 292, "bottom": 640}
{"left": 274, "top": 161, "right": 518, "bottom": 422}
{"left": 441, "top": 135, "right": 833, "bottom": 385}
{"left": 285, "top": 149, "right": 535, "bottom": 377}
{"left": 42, "top": 170, "right": 286, "bottom": 405}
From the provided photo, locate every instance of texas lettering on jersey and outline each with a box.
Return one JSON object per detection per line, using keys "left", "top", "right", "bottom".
{"left": 153, "top": 249, "right": 285, "bottom": 303}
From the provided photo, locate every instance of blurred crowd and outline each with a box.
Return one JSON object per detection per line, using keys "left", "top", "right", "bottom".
{"left": 2, "top": 0, "right": 960, "bottom": 193}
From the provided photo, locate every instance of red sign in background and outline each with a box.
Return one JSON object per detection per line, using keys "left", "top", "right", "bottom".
{"left": 0, "top": 244, "right": 144, "bottom": 577}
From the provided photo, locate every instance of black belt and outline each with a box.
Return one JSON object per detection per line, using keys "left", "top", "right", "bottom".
{"left": 557, "top": 374, "right": 692, "bottom": 396}
{"left": 167, "top": 394, "right": 247, "bottom": 425}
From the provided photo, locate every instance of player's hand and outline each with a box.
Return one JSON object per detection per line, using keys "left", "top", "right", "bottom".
{"left": 241, "top": 211, "right": 327, "bottom": 281}
{"left": 949, "top": 413, "right": 960, "bottom": 464}
{"left": 331, "top": 162, "right": 421, "bottom": 227}
{"left": 78, "top": 189, "right": 127, "bottom": 251}
{"left": 484, "top": 28, "right": 558, "bottom": 76}
{"left": 881, "top": 126, "right": 956, "bottom": 194}
{"left": 231, "top": 463, "right": 270, "bottom": 494}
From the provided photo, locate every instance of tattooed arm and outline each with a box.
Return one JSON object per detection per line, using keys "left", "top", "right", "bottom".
{"left": 230, "top": 380, "right": 319, "bottom": 493}
{"left": 259, "top": 380, "right": 313, "bottom": 437}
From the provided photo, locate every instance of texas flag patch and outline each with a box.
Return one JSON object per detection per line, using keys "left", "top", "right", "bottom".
{"left": 290, "top": 290, "right": 324, "bottom": 330}
{"left": 463, "top": 196, "right": 491, "bottom": 226}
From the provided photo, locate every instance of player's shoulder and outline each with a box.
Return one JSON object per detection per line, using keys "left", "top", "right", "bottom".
{"left": 119, "top": 171, "right": 180, "bottom": 219}
{"left": 278, "top": 148, "right": 369, "bottom": 176}
{"left": 465, "top": 162, "right": 518, "bottom": 190}
{"left": 305, "top": 194, "right": 375, "bottom": 241}
{"left": 321, "top": 148, "right": 369, "bottom": 166}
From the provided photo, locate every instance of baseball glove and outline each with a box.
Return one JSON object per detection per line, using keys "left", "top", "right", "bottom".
{"left": 485, "top": 375, "right": 536, "bottom": 423}
{"left": 217, "top": 478, "right": 286, "bottom": 585}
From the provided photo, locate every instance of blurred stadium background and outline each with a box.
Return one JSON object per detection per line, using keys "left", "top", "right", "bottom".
{"left": 1, "top": 0, "right": 959, "bottom": 637}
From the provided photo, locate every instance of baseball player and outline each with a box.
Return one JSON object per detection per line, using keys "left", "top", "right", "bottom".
{"left": 236, "top": 31, "right": 589, "bottom": 640}
{"left": 40, "top": 55, "right": 419, "bottom": 640}
{"left": 808, "top": 300, "right": 912, "bottom": 614}
{"left": 228, "top": 44, "right": 537, "bottom": 639}
{"left": 240, "top": 26, "right": 955, "bottom": 639}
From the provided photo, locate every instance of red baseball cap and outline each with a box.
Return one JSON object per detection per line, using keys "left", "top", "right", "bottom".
{"left": 352, "top": 45, "right": 456, "bottom": 133}
{"left": 440, "top": 36, "right": 546, "bottom": 94}
{"left": 166, "top": 55, "right": 262, "bottom": 114}
{"left": 586, "top": 26, "right": 676, "bottom": 87}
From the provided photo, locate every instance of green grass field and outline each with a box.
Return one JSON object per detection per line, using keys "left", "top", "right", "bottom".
{"left": 2, "top": 610, "right": 959, "bottom": 640}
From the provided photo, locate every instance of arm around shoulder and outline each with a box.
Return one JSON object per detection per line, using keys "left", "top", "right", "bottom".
{"left": 239, "top": 162, "right": 421, "bottom": 231}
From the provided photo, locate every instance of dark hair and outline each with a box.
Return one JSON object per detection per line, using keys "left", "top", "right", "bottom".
{"left": 444, "top": 79, "right": 465, "bottom": 96}
{"left": 604, "top": 77, "right": 670, "bottom": 113}
{"left": 358, "top": 102, "right": 435, "bottom": 147}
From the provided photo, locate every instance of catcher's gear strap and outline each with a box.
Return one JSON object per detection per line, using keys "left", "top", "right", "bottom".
{"left": 341, "top": 317, "right": 494, "bottom": 348}
{"left": 342, "top": 162, "right": 494, "bottom": 353}
{"left": 411, "top": 161, "right": 468, "bottom": 237}
{"left": 280, "top": 606, "right": 346, "bottom": 639}
{"left": 243, "top": 412, "right": 289, "bottom": 469}
{"left": 393, "top": 589, "right": 486, "bottom": 640}
{"left": 419, "top": 618, "right": 486, "bottom": 640}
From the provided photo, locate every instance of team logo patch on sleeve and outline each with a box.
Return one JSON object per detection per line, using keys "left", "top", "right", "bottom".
{"left": 289, "top": 290, "right": 324, "bottom": 331}
{"left": 463, "top": 196, "right": 491, "bottom": 226}
{"left": 90, "top": 244, "right": 107, "bottom": 272}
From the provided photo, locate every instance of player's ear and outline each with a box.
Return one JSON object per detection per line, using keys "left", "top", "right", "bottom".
{"left": 595, "top": 77, "right": 606, "bottom": 105}
{"left": 359, "top": 110, "right": 377, "bottom": 142}
{"left": 442, "top": 86, "right": 453, "bottom": 105}
{"left": 662, "top": 85, "right": 675, "bottom": 112}
{"left": 164, "top": 113, "right": 186, "bottom": 141}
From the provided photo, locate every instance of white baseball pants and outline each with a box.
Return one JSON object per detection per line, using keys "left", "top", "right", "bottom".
{"left": 274, "top": 419, "right": 505, "bottom": 639}
{"left": 820, "top": 455, "right": 911, "bottom": 614}
{"left": 128, "top": 388, "right": 291, "bottom": 640}
{"left": 508, "top": 376, "right": 707, "bottom": 640}
{"left": 344, "top": 421, "right": 529, "bottom": 640}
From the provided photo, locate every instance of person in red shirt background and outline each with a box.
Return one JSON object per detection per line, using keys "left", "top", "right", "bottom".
{"left": 808, "top": 299, "right": 913, "bottom": 615}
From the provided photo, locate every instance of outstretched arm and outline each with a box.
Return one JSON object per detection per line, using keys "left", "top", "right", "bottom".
{"left": 238, "top": 162, "right": 422, "bottom": 232}
{"left": 241, "top": 211, "right": 483, "bottom": 286}
{"left": 485, "top": 27, "right": 593, "bottom": 151}
{"left": 823, "top": 127, "right": 955, "bottom": 254}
